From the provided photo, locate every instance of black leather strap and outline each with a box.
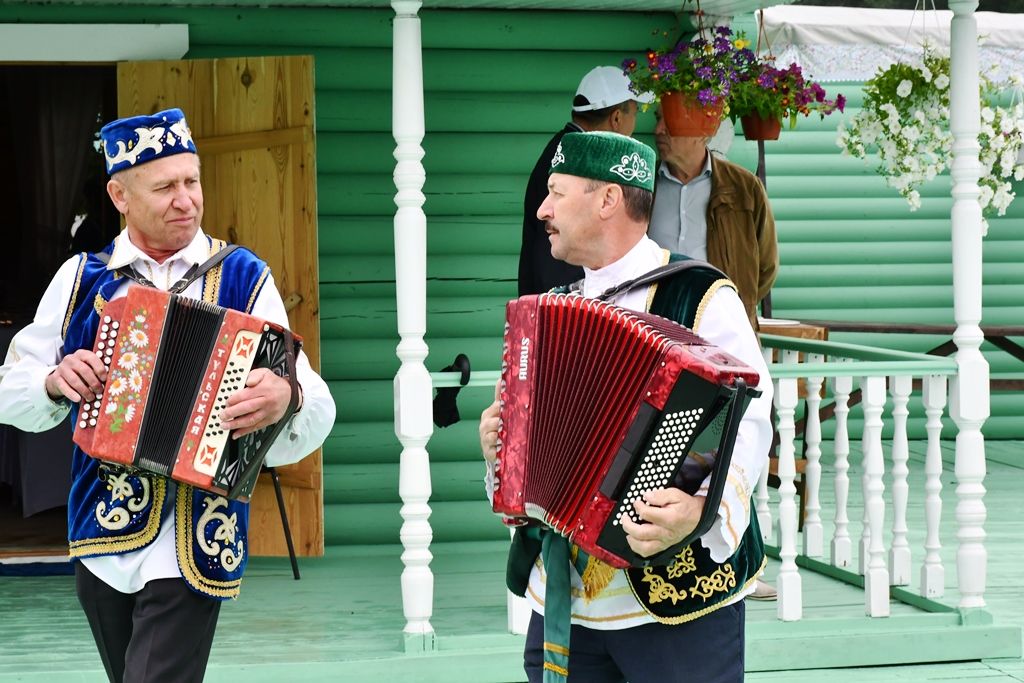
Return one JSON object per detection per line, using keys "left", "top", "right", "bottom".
{"left": 592, "top": 258, "right": 727, "bottom": 302}
{"left": 95, "top": 244, "right": 241, "bottom": 294}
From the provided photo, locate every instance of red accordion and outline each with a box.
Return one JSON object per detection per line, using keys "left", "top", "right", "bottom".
{"left": 72, "top": 285, "right": 301, "bottom": 501}
{"left": 493, "top": 294, "right": 761, "bottom": 568}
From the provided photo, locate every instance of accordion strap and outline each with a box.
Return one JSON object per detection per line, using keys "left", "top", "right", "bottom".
{"left": 590, "top": 258, "right": 727, "bottom": 303}
{"left": 94, "top": 244, "right": 241, "bottom": 294}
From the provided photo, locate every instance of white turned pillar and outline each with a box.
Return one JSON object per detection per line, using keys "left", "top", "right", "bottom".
{"left": 887, "top": 375, "right": 912, "bottom": 586}
{"left": 755, "top": 345, "right": 773, "bottom": 540}
{"left": 921, "top": 374, "right": 948, "bottom": 598}
{"left": 861, "top": 376, "right": 890, "bottom": 617}
{"left": 802, "top": 355, "right": 824, "bottom": 558}
{"left": 392, "top": 0, "right": 435, "bottom": 649}
{"left": 830, "top": 374, "right": 853, "bottom": 569}
{"left": 774, "top": 374, "right": 801, "bottom": 621}
{"left": 948, "top": 0, "right": 989, "bottom": 612}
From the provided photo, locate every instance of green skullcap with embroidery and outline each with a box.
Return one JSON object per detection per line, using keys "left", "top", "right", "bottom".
{"left": 549, "top": 131, "right": 656, "bottom": 192}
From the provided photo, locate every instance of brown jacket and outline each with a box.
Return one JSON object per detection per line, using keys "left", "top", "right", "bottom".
{"left": 705, "top": 155, "right": 779, "bottom": 327}
{"left": 651, "top": 154, "right": 779, "bottom": 327}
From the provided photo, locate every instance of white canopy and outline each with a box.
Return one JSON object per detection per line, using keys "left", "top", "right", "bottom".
{"left": 759, "top": 5, "right": 1024, "bottom": 83}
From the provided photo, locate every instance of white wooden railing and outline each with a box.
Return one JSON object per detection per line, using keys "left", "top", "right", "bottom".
{"left": 424, "top": 335, "right": 978, "bottom": 634}
{"left": 758, "top": 335, "right": 962, "bottom": 620}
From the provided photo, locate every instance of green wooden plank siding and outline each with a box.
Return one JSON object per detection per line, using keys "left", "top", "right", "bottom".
{"left": 0, "top": 3, "right": 677, "bottom": 547}
{"left": 3, "top": 5, "right": 1021, "bottom": 550}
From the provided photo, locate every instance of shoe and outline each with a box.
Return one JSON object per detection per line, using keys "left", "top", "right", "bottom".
{"left": 748, "top": 579, "right": 777, "bottom": 601}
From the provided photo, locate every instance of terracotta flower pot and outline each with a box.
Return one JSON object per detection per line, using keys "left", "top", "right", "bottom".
{"left": 660, "top": 91, "right": 724, "bottom": 137}
{"left": 740, "top": 113, "right": 782, "bottom": 141}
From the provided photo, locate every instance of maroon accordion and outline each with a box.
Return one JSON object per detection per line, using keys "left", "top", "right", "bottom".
{"left": 493, "top": 294, "right": 761, "bottom": 568}
{"left": 72, "top": 285, "right": 301, "bottom": 501}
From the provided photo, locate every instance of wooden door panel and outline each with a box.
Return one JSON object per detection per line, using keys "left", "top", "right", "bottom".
{"left": 117, "top": 55, "right": 323, "bottom": 556}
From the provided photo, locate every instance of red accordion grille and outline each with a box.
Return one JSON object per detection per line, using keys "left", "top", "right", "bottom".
{"left": 493, "top": 293, "right": 754, "bottom": 551}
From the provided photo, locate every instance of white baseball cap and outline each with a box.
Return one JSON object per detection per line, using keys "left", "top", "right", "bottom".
{"left": 572, "top": 66, "right": 655, "bottom": 112}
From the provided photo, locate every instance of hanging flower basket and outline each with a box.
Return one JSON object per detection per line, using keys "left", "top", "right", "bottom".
{"left": 837, "top": 50, "right": 1024, "bottom": 230}
{"left": 661, "top": 91, "right": 725, "bottom": 137}
{"left": 739, "top": 112, "right": 782, "bottom": 141}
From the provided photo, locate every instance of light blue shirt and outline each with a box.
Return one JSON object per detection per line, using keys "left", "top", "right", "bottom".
{"left": 647, "top": 154, "right": 713, "bottom": 260}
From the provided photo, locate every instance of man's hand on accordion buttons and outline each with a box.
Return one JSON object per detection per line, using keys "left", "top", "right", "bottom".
{"left": 620, "top": 488, "right": 706, "bottom": 558}
{"left": 220, "top": 368, "right": 293, "bottom": 438}
{"left": 45, "top": 350, "right": 107, "bottom": 403}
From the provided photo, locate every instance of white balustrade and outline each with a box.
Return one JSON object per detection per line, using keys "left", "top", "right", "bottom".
{"left": 802, "top": 354, "right": 824, "bottom": 558}
{"left": 392, "top": 0, "right": 435, "bottom": 649}
{"left": 888, "top": 375, "right": 912, "bottom": 586}
{"left": 830, "top": 374, "right": 854, "bottom": 569}
{"left": 755, "top": 345, "right": 774, "bottom": 541}
{"left": 774, "top": 373, "right": 802, "bottom": 621}
{"left": 861, "top": 376, "right": 890, "bottom": 616}
{"left": 921, "top": 374, "right": 948, "bottom": 598}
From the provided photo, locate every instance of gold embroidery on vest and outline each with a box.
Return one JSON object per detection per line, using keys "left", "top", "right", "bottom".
{"left": 69, "top": 477, "right": 166, "bottom": 557}
{"left": 689, "top": 565, "right": 737, "bottom": 601}
{"left": 641, "top": 567, "right": 686, "bottom": 605}
{"left": 176, "top": 485, "right": 243, "bottom": 599}
{"left": 666, "top": 546, "right": 696, "bottom": 578}
{"left": 693, "top": 278, "right": 735, "bottom": 332}
{"left": 62, "top": 254, "right": 89, "bottom": 339}
{"left": 202, "top": 239, "right": 226, "bottom": 304}
{"left": 246, "top": 266, "right": 271, "bottom": 314}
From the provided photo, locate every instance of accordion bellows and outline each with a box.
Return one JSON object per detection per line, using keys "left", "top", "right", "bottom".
{"left": 73, "top": 285, "right": 301, "bottom": 501}
{"left": 494, "top": 294, "right": 761, "bottom": 568}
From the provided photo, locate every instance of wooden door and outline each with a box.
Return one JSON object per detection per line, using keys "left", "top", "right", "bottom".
{"left": 117, "top": 56, "right": 323, "bottom": 556}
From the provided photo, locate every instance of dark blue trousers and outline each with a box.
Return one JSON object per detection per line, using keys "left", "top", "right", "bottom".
{"left": 524, "top": 600, "right": 745, "bottom": 683}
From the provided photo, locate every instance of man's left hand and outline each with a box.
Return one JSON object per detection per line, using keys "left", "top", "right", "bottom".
{"left": 220, "top": 369, "right": 294, "bottom": 438}
{"left": 620, "top": 488, "right": 706, "bottom": 558}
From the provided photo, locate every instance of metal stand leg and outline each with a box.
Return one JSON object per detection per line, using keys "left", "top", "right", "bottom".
{"left": 266, "top": 466, "right": 300, "bottom": 580}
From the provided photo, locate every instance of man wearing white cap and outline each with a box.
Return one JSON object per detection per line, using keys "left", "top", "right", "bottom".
{"left": 518, "top": 66, "right": 654, "bottom": 296}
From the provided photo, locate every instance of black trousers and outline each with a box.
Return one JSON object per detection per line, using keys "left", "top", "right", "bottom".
{"left": 524, "top": 601, "right": 745, "bottom": 683}
{"left": 75, "top": 562, "right": 221, "bottom": 683}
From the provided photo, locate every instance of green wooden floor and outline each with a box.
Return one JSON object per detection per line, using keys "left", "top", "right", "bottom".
{"left": 1, "top": 440, "right": 1023, "bottom": 682}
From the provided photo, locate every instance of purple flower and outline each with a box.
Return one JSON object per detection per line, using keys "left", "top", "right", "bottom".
{"left": 757, "top": 72, "right": 775, "bottom": 88}
{"left": 697, "top": 88, "right": 716, "bottom": 105}
{"left": 696, "top": 66, "right": 713, "bottom": 79}
{"left": 836, "top": 94, "right": 847, "bottom": 112}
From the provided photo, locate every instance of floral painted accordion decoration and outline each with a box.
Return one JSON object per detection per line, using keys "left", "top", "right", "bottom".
{"left": 72, "top": 285, "right": 301, "bottom": 501}
{"left": 493, "top": 294, "right": 762, "bottom": 568}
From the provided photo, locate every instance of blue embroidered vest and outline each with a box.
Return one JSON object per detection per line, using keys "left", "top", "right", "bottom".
{"left": 506, "top": 253, "right": 766, "bottom": 622}
{"left": 61, "top": 237, "right": 271, "bottom": 600}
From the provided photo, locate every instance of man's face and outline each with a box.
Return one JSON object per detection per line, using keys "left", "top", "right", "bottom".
{"left": 536, "top": 173, "right": 602, "bottom": 268}
{"left": 110, "top": 153, "right": 204, "bottom": 254}
{"left": 653, "top": 111, "right": 709, "bottom": 163}
{"left": 611, "top": 100, "right": 640, "bottom": 137}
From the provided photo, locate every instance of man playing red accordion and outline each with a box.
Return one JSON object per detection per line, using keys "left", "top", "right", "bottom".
{"left": 479, "top": 131, "right": 773, "bottom": 683}
{"left": 0, "top": 108, "right": 336, "bottom": 683}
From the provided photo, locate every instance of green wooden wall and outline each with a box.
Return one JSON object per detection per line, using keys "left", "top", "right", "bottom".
{"left": 2, "top": 4, "right": 1020, "bottom": 549}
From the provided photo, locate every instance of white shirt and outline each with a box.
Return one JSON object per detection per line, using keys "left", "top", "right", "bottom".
{"left": 489, "top": 236, "right": 773, "bottom": 629}
{"left": 0, "top": 228, "right": 336, "bottom": 593}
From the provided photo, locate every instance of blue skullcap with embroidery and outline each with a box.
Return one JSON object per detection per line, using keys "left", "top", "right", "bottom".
{"left": 100, "top": 108, "right": 197, "bottom": 175}
{"left": 549, "top": 131, "right": 655, "bottom": 192}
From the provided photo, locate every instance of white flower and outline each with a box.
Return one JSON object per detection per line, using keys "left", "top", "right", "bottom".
{"left": 907, "top": 190, "right": 921, "bottom": 210}
{"left": 124, "top": 404, "right": 136, "bottom": 423}
{"left": 105, "top": 402, "right": 118, "bottom": 414}
{"left": 934, "top": 74, "right": 950, "bottom": 90}
{"left": 108, "top": 377, "right": 127, "bottom": 396}
{"left": 135, "top": 314, "right": 146, "bottom": 324}
{"left": 904, "top": 125, "right": 921, "bottom": 142}
{"left": 921, "top": 66, "right": 933, "bottom": 83}
{"left": 129, "top": 330, "right": 149, "bottom": 348}
{"left": 896, "top": 80, "right": 913, "bottom": 98}
{"left": 118, "top": 351, "right": 138, "bottom": 370}
{"left": 981, "top": 107, "right": 995, "bottom": 123}
{"left": 979, "top": 185, "right": 994, "bottom": 208}
{"left": 128, "top": 370, "right": 143, "bottom": 393}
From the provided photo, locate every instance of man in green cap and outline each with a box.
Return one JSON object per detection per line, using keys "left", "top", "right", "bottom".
{"left": 479, "top": 131, "right": 773, "bottom": 683}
